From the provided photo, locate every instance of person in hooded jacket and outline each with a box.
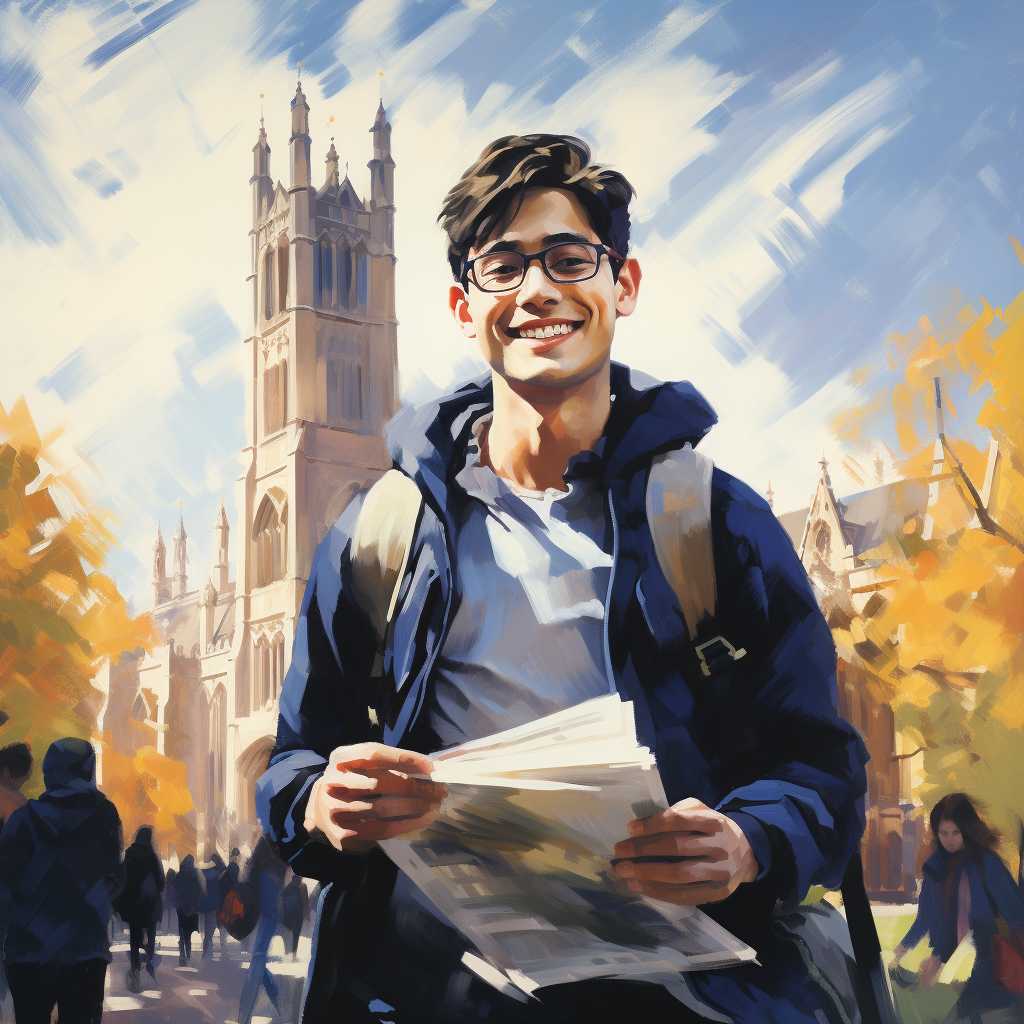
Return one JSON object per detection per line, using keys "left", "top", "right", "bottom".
{"left": 257, "top": 135, "right": 869, "bottom": 1024}
{"left": 201, "top": 852, "right": 229, "bottom": 959}
{"left": 0, "top": 742, "right": 32, "bottom": 1020}
{"left": 163, "top": 866, "right": 177, "bottom": 933}
{"left": 0, "top": 737, "right": 124, "bottom": 1024}
{"left": 173, "top": 854, "right": 204, "bottom": 965}
{"left": 114, "top": 826, "right": 164, "bottom": 989}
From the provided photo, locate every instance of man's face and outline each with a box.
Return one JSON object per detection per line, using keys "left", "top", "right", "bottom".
{"left": 449, "top": 188, "right": 640, "bottom": 391}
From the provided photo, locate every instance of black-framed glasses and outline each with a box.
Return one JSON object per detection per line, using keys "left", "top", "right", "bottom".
{"left": 461, "top": 242, "right": 623, "bottom": 293}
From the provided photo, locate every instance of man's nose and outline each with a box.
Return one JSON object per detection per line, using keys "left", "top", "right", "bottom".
{"left": 517, "top": 260, "right": 561, "bottom": 306}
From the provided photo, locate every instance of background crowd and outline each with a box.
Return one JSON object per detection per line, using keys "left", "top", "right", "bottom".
{"left": 0, "top": 738, "right": 313, "bottom": 1024}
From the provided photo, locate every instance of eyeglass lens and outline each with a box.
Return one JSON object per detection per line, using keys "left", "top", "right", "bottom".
{"left": 472, "top": 244, "right": 601, "bottom": 291}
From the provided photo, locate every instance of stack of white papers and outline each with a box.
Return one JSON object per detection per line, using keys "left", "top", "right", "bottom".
{"left": 380, "top": 694, "right": 755, "bottom": 1000}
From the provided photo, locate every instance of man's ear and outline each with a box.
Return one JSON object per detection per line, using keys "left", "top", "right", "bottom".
{"left": 614, "top": 257, "right": 641, "bottom": 318}
{"left": 449, "top": 284, "right": 477, "bottom": 339}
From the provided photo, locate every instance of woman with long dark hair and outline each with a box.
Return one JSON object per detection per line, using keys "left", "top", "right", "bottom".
{"left": 893, "top": 793, "right": 1024, "bottom": 1018}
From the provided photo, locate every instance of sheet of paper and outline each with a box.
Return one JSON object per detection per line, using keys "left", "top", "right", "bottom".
{"left": 380, "top": 695, "right": 756, "bottom": 994}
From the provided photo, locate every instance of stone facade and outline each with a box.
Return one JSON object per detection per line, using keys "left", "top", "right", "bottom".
{"left": 97, "top": 86, "right": 398, "bottom": 858}
{"left": 775, "top": 459, "right": 931, "bottom": 901}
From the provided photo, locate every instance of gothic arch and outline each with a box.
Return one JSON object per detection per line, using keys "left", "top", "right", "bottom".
{"left": 253, "top": 490, "right": 287, "bottom": 588}
{"left": 271, "top": 632, "right": 286, "bottom": 699}
{"left": 277, "top": 234, "right": 290, "bottom": 313}
{"left": 319, "top": 481, "right": 361, "bottom": 543}
{"left": 339, "top": 237, "right": 354, "bottom": 310}
{"left": 326, "top": 334, "right": 362, "bottom": 424}
{"left": 814, "top": 521, "right": 831, "bottom": 555}
{"left": 209, "top": 683, "right": 227, "bottom": 808}
{"left": 263, "top": 246, "right": 275, "bottom": 320}
{"left": 253, "top": 633, "right": 272, "bottom": 710}
{"left": 315, "top": 233, "right": 333, "bottom": 307}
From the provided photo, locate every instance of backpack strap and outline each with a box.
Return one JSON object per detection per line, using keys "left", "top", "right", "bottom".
{"left": 349, "top": 470, "right": 424, "bottom": 697}
{"left": 646, "top": 443, "right": 745, "bottom": 675}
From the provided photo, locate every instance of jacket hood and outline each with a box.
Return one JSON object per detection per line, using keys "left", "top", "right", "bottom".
{"left": 27, "top": 737, "right": 101, "bottom": 839}
{"left": 386, "top": 363, "right": 717, "bottom": 514}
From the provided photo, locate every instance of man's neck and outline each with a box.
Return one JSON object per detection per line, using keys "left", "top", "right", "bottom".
{"left": 484, "top": 364, "right": 611, "bottom": 491}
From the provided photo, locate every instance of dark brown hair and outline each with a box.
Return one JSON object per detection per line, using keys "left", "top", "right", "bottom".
{"left": 930, "top": 792, "right": 1001, "bottom": 852}
{"left": 0, "top": 742, "right": 32, "bottom": 780}
{"left": 438, "top": 134, "right": 635, "bottom": 281}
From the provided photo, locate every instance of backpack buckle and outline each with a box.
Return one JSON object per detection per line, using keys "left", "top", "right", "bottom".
{"left": 695, "top": 636, "right": 747, "bottom": 677}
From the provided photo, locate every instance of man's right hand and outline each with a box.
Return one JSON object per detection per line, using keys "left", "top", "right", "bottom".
{"left": 304, "top": 743, "right": 447, "bottom": 853}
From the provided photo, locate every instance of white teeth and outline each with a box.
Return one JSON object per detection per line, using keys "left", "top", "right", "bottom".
{"left": 543, "top": 325, "right": 555, "bottom": 338}
{"left": 513, "top": 323, "right": 578, "bottom": 338}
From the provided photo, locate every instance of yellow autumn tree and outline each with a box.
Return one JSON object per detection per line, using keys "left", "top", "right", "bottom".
{"left": 832, "top": 237, "right": 1024, "bottom": 852}
{"left": 0, "top": 396, "right": 194, "bottom": 850}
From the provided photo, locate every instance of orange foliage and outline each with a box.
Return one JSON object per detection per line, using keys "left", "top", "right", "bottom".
{"left": 833, "top": 238, "right": 1024, "bottom": 838}
{"left": 0, "top": 397, "right": 193, "bottom": 847}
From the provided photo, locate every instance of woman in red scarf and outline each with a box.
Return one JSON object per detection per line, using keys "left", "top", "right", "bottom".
{"left": 893, "top": 793, "right": 1024, "bottom": 1018}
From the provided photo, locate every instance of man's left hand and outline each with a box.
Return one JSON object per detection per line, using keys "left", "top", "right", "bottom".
{"left": 612, "top": 798, "right": 759, "bottom": 905}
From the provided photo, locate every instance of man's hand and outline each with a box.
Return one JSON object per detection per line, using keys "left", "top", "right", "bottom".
{"left": 304, "top": 743, "right": 447, "bottom": 854}
{"left": 612, "top": 797, "right": 759, "bottom": 905}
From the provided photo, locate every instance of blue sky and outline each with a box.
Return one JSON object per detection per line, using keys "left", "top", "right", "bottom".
{"left": 1, "top": 0, "right": 1021, "bottom": 608}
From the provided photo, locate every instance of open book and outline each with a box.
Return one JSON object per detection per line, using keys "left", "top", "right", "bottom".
{"left": 379, "top": 695, "right": 756, "bottom": 1000}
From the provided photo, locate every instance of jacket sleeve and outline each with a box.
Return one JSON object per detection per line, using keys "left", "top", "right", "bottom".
{"left": 981, "top": 851, "right": 1024, "bottom": 931}
{"left": 710, "top": 472, "right": 869, "bottom": 911}
{"left": 256, "top": 493, "right": 384, "bottom": 882}
{"left": 900, "top": 872, "right": 938, "bottom": 949}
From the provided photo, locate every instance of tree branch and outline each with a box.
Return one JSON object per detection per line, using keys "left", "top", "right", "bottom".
{"left": 891, "top": 747, "right": 925, "bottom": 761}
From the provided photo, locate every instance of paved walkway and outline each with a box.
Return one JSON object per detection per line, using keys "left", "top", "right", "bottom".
{"left": 103, "top": 929, "right": 310, "bottom": 1023}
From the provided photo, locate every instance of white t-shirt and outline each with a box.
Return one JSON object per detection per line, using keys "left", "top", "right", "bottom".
{"left": 428, "top": 415, "right": 615, "bottom": 747}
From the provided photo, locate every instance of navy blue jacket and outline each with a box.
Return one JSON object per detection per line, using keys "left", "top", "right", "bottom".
{"left": 0, "top": 738, "right": 125, "bottom": 965}
{"left": 901, "top": 848, "right": 1024, "bottom": 962}
{"left": 258, "top": 365, "right": 869, "bottom": 1022}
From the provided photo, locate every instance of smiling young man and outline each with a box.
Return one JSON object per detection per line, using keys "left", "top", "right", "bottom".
{"left": 259, "top": 135, "right": 869, "bottom": 1023}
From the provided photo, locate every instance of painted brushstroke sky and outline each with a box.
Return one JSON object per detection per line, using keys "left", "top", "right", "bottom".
{"left": 1, "top": 0, "right": 1021, "bottom": 608}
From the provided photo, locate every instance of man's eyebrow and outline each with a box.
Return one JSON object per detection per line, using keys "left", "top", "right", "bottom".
{"left": 478, "top": 231, "right": 593, "bottom": 255}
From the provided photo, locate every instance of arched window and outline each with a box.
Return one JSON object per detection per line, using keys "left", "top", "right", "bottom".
{"left": 253, "top": 636, "right": 272, "bottom": 711}
{"left": 327, "top": 335, "right": 361, "bottom": 423}
{"left": 210, "top": 686, "right": 227, "bottom": 803}
{"left": 253, "top": 494, "right": 287, "bottom": 587}
{"left": 340, "top": 240, "right": 353, "bottom": 310}
{"left": 263, "top": 248, "right": 274, "bottom": 320}
{"left": 814, "top": 521, "right": 831, "bottom": 555}
{"left": 271, "top": 633, "right": 286, "bottom": 698}
{"left": 263, "top": 357, "right": 287, "bottom": 434}
{"left": 277, "top": 240, "right": 289, "bottom": 312}
{"left": 319, "top": 238, "right": 333, "bottom": 307}
{"left": 357, "top": 252, "right": 369, "bottom": 310}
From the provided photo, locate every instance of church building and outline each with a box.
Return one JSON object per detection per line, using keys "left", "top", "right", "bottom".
{"left": 97, "top": 83, "right": 399, "bottom": 857}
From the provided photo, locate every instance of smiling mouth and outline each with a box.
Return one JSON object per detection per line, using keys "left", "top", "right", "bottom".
{"left": 506, "top": 319, "right": 584, "bottom": 340}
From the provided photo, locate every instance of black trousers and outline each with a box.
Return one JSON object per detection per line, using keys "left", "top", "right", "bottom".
{"left": 177, "top": 911, "right": 200, "bottom": 960}
{"left": 7, "top": 958, "right": 107, "bottom": 1024}
{"left": 128, "top": 918, "right": 157, "bottom": 973}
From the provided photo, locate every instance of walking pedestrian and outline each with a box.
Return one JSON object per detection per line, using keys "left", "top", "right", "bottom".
{"left": 173, "top": 853, "right": 204, "bottom": 966}
{"left": 893, "top": 793, "right": 1024, "bottom": 1020}
{"left": 0, "top": 743, "right": 32, "bottom": 1021}
{"left": 0, "top": 737, "right": 125, "bottom": 1024}
{"left": 201, "top": 853, "right": 229, "bottom": 959}
{"left": 237, "top": 836, "right": 285, "bottom": 1024}
{"left": 163, "top": 866, "right": 177, "bottom": 933}
{"left": 114, "top": 826, "right": 164, "bottom": 991}
{"left": 280, "top": 870, "right": 308, "bottom": 961}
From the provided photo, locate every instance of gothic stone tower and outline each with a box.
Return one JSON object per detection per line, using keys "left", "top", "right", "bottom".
{"left": 230, "top": 85, "right": 399, "bottom": 799}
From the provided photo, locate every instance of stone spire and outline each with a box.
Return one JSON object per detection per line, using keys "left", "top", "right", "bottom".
{"left": 368, "top": 100, "right": 394, "bottom": 208}
{"left": 766, "top": 480, "right": 774, "bottom": 510}
{"left": 172, "top": 513, "right": 187, "bottom": 599}
{"left": 289, "top": 77, "right": 311, "bottom": 188}
{"left": 250, "top": 103, "right": 273, "bottom": 227}
{"left": 213, "top": 500, "right": 230, "bottom": 593}
{"left": 325, "top": 140, "right": 340, "bottom": 188}
{"left": 873, "top": 451, "right": 884, "bottom": 485}
{"left": 152, "top": 524, "right": 170, "bottom": 607}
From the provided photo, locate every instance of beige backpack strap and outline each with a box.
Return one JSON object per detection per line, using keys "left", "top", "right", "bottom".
{"left": 646, "top": 444, "right": 746, "bottom": 675}
{"left": 646, "top": 443, "right": 716, "bottom": 640}
{"left": 350, "top": 469, "right": 424, "bottom": 661}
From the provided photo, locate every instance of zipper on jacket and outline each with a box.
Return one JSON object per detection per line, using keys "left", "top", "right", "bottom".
{"left": 603, "top": 490, "right": 619, "bottom": 697}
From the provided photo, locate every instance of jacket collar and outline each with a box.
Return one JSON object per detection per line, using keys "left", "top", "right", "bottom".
{"left": 386, "top": 362, "right": 718, "bottom": 512}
